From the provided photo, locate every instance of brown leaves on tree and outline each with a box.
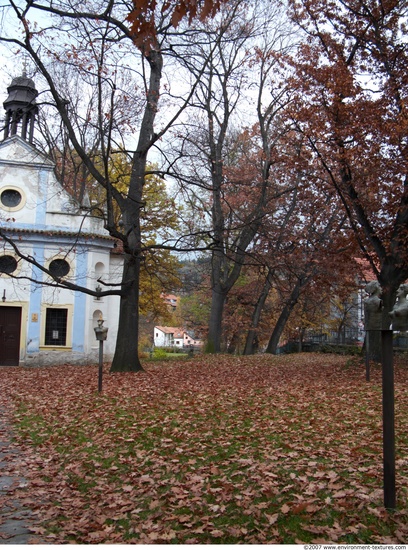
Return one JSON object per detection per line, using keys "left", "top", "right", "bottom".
{"left": 286, "top": 0, "right": 408, "bottom": 309}
{"left": 127, "top": 0, "right": 223, "bottom": 47}
{"left": 0, "top": 353, "right": 408, "bottom": 544}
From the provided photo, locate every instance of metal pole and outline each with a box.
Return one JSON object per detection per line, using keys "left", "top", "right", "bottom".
{"left": 381, "top": 329, "right": 396, "bottom": 509}
{"left": 98, "top": 340, "right": 103, "bottom": 393}
{"left": 365, "top": 331, "right": 370, "bottom": 382}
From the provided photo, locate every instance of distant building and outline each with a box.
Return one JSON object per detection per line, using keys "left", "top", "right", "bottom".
{"left": 154, "top": 326, "right": 203, "bottom": 348}
{"left": 0, "top": 73, "right": 122, "bottom": 366}
{"left": 161, "top": 293, "right": 179, "bottom": 311}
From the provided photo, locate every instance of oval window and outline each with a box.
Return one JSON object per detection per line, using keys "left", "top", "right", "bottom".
{"left": 0, "top": 255, "right": 18, "bottom": 274}
{"left": 49, "top": 259, "right": 70, "bottom": 278}
{"left": 1, "top": 189, "right": 22, "bottom": 208}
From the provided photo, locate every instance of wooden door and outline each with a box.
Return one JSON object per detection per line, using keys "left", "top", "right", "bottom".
{"left": 0, "top": 307, "right": 22, "bottom": 366}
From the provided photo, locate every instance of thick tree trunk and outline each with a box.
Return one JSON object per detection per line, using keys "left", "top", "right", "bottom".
{"left": 207, "top": 287, "right": 226, "bottom": 353}
{"left": 109, "top": 48, "right": 162, "bottom": 371}
{"left": 110, "top": 255, "right": 143, "bottom": 372}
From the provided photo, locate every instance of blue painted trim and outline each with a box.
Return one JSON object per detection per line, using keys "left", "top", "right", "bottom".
{"left": 72, "top": 250, "right": 88, "bottom": 352}
{"left": 26, "top": 244, "right": 44, "bottom": 353}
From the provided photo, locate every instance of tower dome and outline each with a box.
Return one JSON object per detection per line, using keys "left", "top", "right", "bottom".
{"left": 3, "top": 72, "right": 38, "bottom": 143}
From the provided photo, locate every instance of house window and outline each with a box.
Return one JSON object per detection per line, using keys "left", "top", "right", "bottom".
{"left": 45, "top": 308, "right": 68, "bottom": 346}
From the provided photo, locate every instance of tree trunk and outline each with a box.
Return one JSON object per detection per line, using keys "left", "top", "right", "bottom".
{"left": 110, "top": 255, "right": 143, "bottom": 372}
{"left": 206, "top": 287, "right": 226, "bottom": 353}
{"left": 110, "top": 47, "right": 163, "bottom": 371}
{"left": 266, "top": 280, "right": 303, "bottom": 354}
{"left": 244, "top": 269, "right": 273, "bottom": 355}
{"left": 265, "top": 302, "right": 293, "bottom": 354}
{"left": 227, "top": 332, "right": 240, "bottom": 354}
{"left": 244, "top": 329, "right": 258, "bottom": 355}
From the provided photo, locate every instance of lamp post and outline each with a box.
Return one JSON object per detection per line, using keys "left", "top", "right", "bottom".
{"left": 94, "top": 318, "right": 108, "bottom": 393}
{"left": 364, "top": 281, "right": 399, "bottom": 510}
{"left": 95, "top": 284, "right": 102, "bottom": 300}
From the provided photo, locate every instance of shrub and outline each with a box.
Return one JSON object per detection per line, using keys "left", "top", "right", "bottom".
{"left": 152, "top": 348, "right": 168, "bottom": 360}
{"left": 318, "top": 344, "right": 363, "bottom": 356}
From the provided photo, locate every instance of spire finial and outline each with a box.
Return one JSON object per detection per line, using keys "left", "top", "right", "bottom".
{"left": 3, "top": 69, "right": 38, "bottom": 143}
{"left": 22, "top": 56, "right": 28, "bottom": 78}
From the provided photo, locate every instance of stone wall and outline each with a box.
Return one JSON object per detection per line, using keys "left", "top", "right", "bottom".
{"left": 23, "top": 349, "right": 113, "bottom": 367}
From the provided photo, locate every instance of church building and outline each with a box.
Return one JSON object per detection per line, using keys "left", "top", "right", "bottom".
{"left": 0, "top": 73, "right": 122, "bottom": 366}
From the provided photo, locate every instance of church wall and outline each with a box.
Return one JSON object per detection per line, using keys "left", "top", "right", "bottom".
{"left": 0, "top": 134, "right": 124, "bottom": 367}
{"left": 85, "top": 251, "right": 123, "bottom": 359}
{"left": 1, "top": 229, "right": 122, "bottom": 366}
{"left": 72, "top": 249, "right": 88, "bottom": 353}
{"left": 0, "top": 78, "right": 125, "bottom": 368}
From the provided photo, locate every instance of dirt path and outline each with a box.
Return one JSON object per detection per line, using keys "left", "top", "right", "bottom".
{"left": 0, "top": 405, "right": 44, "bottom": 544}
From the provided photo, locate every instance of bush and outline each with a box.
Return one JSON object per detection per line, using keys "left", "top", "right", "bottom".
{"left": 318, "top": 343, "right": 363, "bottom": 356}
{"left": 152, "top": 348, "right": 168, "bottom": 360}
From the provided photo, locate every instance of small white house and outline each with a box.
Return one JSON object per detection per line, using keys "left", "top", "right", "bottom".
{"left": 154, "top": 326, "right": 203, "bottom": 348}
{"left": 0, "top": 73, "right": 122, "bottom": 366}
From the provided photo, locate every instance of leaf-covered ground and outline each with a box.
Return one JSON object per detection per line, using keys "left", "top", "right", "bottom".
{"left": 1, "top": 353, "right": 408, "bottom": 544}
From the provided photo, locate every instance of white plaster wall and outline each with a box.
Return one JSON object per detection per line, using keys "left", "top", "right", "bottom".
{"left": 86, "top": 251, "right": 123, "bottom": 358}
{"left": 0, "top": 241, "right": 33, "bottom": 303}
{"left": 0, "top": 139, "right": 52, "bottom": 227}
{"left": 0, "top": 137, "right": 124, "bottom": 365}
{"left": 0, "top": 166, "right": 43, "bottom": 226}
{"left": 154, "top": 330, "right": 167, "bottom": 347}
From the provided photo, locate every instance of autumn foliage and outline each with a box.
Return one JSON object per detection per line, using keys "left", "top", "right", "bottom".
{"left": 1, "top": 354, "right": 408, "bottom": 544}
{"left": 127, "top": 0, "right": 224, "bottom": 46}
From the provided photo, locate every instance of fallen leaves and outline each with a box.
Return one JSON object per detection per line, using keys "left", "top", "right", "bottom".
{"left": 0, "top": 353, "right": 407, "bottom": 544}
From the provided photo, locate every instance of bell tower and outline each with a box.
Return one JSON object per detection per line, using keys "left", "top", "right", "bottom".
{"left": 3, "top": 70, "right": 38, "bottom": 143}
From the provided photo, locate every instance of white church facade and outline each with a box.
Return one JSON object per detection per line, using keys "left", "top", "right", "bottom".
{"left": 0, "top": 74, "right": 122, "bottom": 366}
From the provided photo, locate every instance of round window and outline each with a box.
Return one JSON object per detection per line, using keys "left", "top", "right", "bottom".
{"left": 1, "top": 189, "right": 22, "bottom": 208}
{"left": 0, "top": 255, "right": 18, "bottom": 274}
{"left": 49, "top": 259, "right": 70, "bottom": 278}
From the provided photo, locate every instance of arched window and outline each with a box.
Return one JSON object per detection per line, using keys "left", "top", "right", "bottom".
{"left": 95, "top": 262, "right": 105, "bottom": 278}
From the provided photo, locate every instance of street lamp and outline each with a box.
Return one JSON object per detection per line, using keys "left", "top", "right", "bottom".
{"left": 94, "top": 317, "right": 108, "bottom": 393}
{"left": 95, "top": 284, "right": 102, "bottom": 300}
{"left": 363, "top": 281, "right": 408, "bottom": 510}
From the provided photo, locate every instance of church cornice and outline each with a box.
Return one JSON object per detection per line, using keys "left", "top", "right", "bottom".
{"left": 0, "top": 226, "right": 116, "bottom": 243}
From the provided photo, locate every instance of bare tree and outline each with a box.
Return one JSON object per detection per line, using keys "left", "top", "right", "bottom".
{"left": 166, "top": 0, "right": 296, "bottom": 352}
{"left": 0, "top": 0, "right": 221, "bottom": 371}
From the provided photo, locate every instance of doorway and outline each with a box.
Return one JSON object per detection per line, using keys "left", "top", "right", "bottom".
{"left": 0, "top": 306, "right": 22, "bottom": 366}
